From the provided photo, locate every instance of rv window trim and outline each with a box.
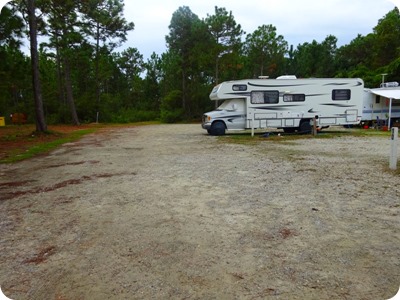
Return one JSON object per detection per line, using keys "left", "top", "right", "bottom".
{"left": 283, "top": 94, "right": 306, "bottom": 102}
{"left": 332, "top": 89, "right": 351, "bottom": 101}
{"left": 251, "top": 91, "right": 279, "bottom": 104}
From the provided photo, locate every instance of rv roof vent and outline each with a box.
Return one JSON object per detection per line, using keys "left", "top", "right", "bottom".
{"left": 380, "top": 81, "right": 399, "bottom": 88}
{"left": 258, "top": 76, "right": 269, "bottom": 79}
{"left": 277, "top": 75, "right": 297, "bottom": 80}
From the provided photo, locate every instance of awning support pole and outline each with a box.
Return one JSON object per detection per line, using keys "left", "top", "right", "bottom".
{"left": 388, "top": 98, "right": 393, "bottom": 130}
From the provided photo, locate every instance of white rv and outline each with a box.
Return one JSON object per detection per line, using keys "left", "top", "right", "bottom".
{"left": 362, "top": 83, "right": 400, "bottom": 128}
{"left": 202, "top": 76, "right": 364, "bottom": 135}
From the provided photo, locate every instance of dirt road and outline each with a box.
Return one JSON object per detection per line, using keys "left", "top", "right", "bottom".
{"left": 0, "top": 124, "right": 399, "bottom": 299}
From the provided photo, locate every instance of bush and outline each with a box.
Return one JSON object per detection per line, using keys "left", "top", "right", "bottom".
{"left": 111, "top": 109, "right": 159, "bottom": 123}
{"left": 160, "top": 109, "right": 184, "bottom": 123}
{"left": 160, "top": 90, "right": 184, "bottom": 123}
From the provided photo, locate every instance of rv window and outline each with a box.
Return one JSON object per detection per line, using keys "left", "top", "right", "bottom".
{"left": 251, "top": 91, "right": 279, "bottom": 104}
{"left": 283, "top": 94, "right": 305, "bottom": 102}
{"left": 332, "top": 89, "right": 351, "bottom": 100}
{"left": 375, "top": 95, "right": 380, "bottom": 104}
{"left": 233, "top": 84, "right": 247, "bottom": 91}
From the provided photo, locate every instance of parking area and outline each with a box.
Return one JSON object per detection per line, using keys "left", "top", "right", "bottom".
{"left": 0, "top": 124, "right": 399, "bottom": 299}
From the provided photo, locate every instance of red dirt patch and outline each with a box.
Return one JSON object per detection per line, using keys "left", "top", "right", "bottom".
{"left": 23, "top": 246, "right": 56, "bottom": 264}
{"left": 279, "top": 227, "right": 298, "bottom": 239}
{"left": 0, "top": 180, "right": 36, "bottom": 188}
{"left": 0, "top": 172, "right": 136, "bottom": 201}
{"left": 44, "top": 160, "right": 100, "bottom": 169}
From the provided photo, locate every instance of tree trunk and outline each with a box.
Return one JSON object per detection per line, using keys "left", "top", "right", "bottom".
{"left": 181, "top": 68, "right": 186, "bottom": 111}
{"left": 95, "top": 22, "right": 101, "bottom": 122}
{"left": 55, "top": 33, "right": 66, "bottom": 105}
{"left": 63, "top": 56, "right": 80, "bottom": 125}
{"left": 26, "top": 0, "right": 47, "bottom": 132}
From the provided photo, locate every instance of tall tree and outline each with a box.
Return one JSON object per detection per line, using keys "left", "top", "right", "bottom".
{"left": 159, "top": 50, "right": 181, "bottom": 98}
{"left": 25, "top": 0, "right": 47, "bottom": 132}
{"left": 81, "top": 0, "right": 134, "bottom": 120}
{"left": 166, "top": 6, "right": 202, "bottom": 115}
{"left": 244, "top": 24, "right": 288, "bottom": 78}
{"left": 292, "top": 35, "right": 337, "bottom": 78}
{"left": 0, "top": 3, "right": 24, "bottom": 48}
{"left": 117, "top": 47, "right": 144, "bottom": 108}
{"left": 336, "top": 34, "right": 375, "bottom": 74}
{"left": 0, "top": 3, "right": 30, "bottom": 120}
{"left": 320, "top": 35, "right": 338, "bottom": 77}
{"left": 40, "top": 0, "right": 81, "bottom": 125}
{"left": 205, "top": 6, "right": 244, "bottom": 84}
{"left": 372, "top": 8, "right": 400, "bottom": 68}
{"left": 143, "top": 53, "right": 162, "bottom": 111}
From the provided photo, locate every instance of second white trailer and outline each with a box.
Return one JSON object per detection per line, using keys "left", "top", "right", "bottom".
{"left": 362, "top": 85, "right": 400, "bottom": 128}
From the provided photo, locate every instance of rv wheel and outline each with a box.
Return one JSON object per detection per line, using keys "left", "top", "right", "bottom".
{"left": 298, "top": 120, "right": 312, "bottom": 134}
{"left": 210, "top": 121, "right": 226, "bottom": 136}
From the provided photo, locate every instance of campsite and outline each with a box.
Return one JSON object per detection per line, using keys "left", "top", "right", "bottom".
{"left": 0, "top": 124, "right": 399, "bottom": 299}
{"left": 1, "top": 1, "right": 400, "bottom": 298}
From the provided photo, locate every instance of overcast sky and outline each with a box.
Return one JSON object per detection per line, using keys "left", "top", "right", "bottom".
{"left": 121, "top": 0, "right": 397, "bottom": 60}
{"left": 0, "top": 0, "right": 398, "bottom": 61}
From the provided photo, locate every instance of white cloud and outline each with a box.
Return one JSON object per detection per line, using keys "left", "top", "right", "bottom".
{"left": 3, "top": 0, "right": 394, "bottom": 60}
{"left": 121, "top": 0, "right": 395, "bottom": 59}
{"left": 0, "top": 0, "right": 12, "bottom": 11}
{"left": 388, "top": 0, "right": 400, "bottom": 9}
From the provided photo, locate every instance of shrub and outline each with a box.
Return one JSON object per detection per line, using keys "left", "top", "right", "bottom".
{"left": 160, "top": 90, "right": 184, "bottom": 123}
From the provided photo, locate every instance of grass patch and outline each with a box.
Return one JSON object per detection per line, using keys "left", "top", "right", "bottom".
{"left": 0, "top": 128, "right": 97, "bottom": 163}
{"left": 218, "top": 128, "right": 394, "bottom": 145}
{"left": 0, "top": 122, "right": 163, "bottom": 164}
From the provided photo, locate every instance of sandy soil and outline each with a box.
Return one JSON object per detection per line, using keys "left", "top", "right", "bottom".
{"left": 0, "top": 124, "right": 399, "bottom": 300}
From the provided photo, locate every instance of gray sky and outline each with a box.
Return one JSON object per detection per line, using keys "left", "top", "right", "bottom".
{"left": 1, "top": 0, "right": 398, "bottom": 61}
{"left": 121, "top": 0, "right": 397, "bottom": 60}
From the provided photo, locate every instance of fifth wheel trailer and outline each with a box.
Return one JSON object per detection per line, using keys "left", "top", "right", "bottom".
{"left": 202, "top": 76, "right": 364, "bottom": 135}
{"left": 362, "top": 83, "right": 400, "bottom": 128}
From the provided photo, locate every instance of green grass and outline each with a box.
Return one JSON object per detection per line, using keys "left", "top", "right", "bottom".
{"left": 218, "top": 128, "right": 394, "bottom": 145}
{"left": 0, "top": 122, "right": 164, "bottom": 164}
{"left": 0, "top": 129, "right": 97, "bottom": 163}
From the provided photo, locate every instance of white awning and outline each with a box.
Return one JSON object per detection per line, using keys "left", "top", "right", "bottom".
{"left": 370, "top": 88, "right": 400, "bottom": 99}
{"left": 369, "top": 87, "right": 400, "bottom": 129}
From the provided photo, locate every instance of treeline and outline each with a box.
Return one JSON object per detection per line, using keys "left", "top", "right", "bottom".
{"left": 1, "top": 2, "right": 400, "bottom": 125}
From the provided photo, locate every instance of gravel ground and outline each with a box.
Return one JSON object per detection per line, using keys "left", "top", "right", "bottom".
{"left": 0, "top": 124, "right": 399, "bottom": 299}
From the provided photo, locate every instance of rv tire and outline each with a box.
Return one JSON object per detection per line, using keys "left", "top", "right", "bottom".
{"left": 298, "top": 120, "right": 312, "bottom": 134}
{"left": 209, "top": 121, "right": 226, "bottom": 136}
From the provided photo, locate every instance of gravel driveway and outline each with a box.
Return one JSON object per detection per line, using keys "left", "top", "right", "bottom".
{"left": 0, "top": 124, "right": 399, "bottom": 299}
